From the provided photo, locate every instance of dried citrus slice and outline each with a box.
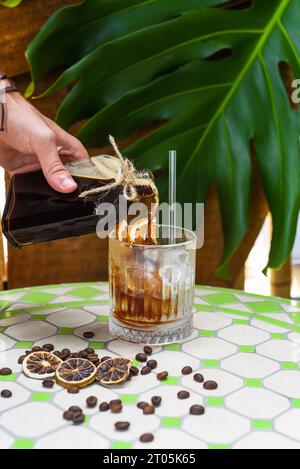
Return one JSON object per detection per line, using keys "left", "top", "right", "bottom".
{"left": 97, "top": 357, "right": 131, "bottom": 384}
{"left": 55, "top": 358, "right": 97, "bottom": 388}
{"left": 23, "top": 351, "right": 63, "bottom": 380}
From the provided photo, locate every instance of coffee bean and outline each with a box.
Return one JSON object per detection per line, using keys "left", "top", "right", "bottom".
{"left": 18, "top": 355, "right": 25, "bottom": 364}
{"left": 193, "top": 373, "right": 204, "bottom": 383}
{"left": 157, "top": 371, "right": 168, "bottom": 381}
{"left": 115, "top": 421, "right": 130, "bottom": 431}
{"left": 73, "top": 413, "right": 85, "bottom": 424}
{"left": 140, "top": 433, "right": 154, "bottom": 443}
{"left": 110, "top": 399, "right": 122, "bottom": 406}
{"left": 85, "top": 348, "right": 94, "bottom": 354}
{"left": 177, "top": 390, "right": 190, "bottom": 400}
{"left": 135, "top": 353, "right": 147, "bottom": 363}
{"left": 79, "top": 350, "right": 88, "bottom": 359}
{"left": 60, "top": 348, "right": 71, "bottom": 359}
{"left": 83, "top": 331, "right": 94, "bottom": 339}
{"left": 86, "top": 396, "right": 98, "bottom": 408}
{"left": 72, "top": 409, "right": 84, "bottom": 419}
{"left": 130, "top": 366, "right": 139, "bottom": 376}
{"left": 67, "top": 387, "right": 80, "bottom": 394}
{"left": 143, "top": 405, "right": 155, "bottom": 415}
{"left": 32, "top": 346, "right": 42, "bottom": 352}
{"left": 63, "top": 410, "right": 73, "bottom": 421}
{"left": 1, "top": 389, "right": 12, "bottom": 398}
{"left": 42, "top": 344, "right": 54, "bottom": 352}
{"left": 53, "top": 351, "right": 62, "bottom": 358}
{"left": 71, "top": 352, "right": 80, "bottom": 358}
{"left": 99, "top": 402, "right": 109, "bottom": 412}
{"left": 87, "top": 354, "right": 99, "bottom": 363}
{"left": 181, "top": 366, "right": 193, "bottom": 375}
{"left": 203, "top": 380, "right": 218, "bottom": 390}
{"left": 143, "top": 346, "right": 152, "bottom": 355}
{"left": 69, "top": 406, "right": 82, "bottom": 414}
{"left": 137, "top": 401, "right": 148, "bottom": 409}
{"left": 42, "top": 379, "right": 54, "bottom": 388}
{"left": 0, "top": 368, "right": 12, "bottom": 376}
{"left": 151, "top": 396, "right": 161, "bottom": 407}
{"left": 111, "top": 404, "right": 122, "bottom": 413}
{"left": 190, "top": 405, "right": 205, "bottom": 415}
{"left": 147, "top": 360, "right": 157, "bottom": 370}
{"left": 101, "top": 356, "right": 111, "bottom": 362}
{"left": 141, "top": 366, "right": 152, "bottom": 375}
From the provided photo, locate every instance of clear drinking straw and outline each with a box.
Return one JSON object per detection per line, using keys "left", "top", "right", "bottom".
{"left": 169, "top": 150, "right": 177, "bottom": 244}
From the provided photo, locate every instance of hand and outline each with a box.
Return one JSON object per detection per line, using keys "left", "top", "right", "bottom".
{"left": 0, "top": 89, "right": 89, "bottom": 192}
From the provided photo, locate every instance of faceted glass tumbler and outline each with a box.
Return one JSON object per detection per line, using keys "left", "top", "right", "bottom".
{"left": 109, "top": 226, "right": 196, "bottom": 344}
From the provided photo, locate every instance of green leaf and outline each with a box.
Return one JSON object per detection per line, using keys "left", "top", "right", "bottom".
{"left": 26, "top": 0, "right": 300, "bottom": 277}
{"left": 1, "top": 0, "right": 22, "bottom": 7}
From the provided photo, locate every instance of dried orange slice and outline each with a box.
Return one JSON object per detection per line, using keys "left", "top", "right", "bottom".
{"left": 56, "top": 358, "right": 97, "bottom": 388}
{"left": 97, "top": 357, "right": 131, "bottom": 384}
{"left": 23, "top": 351, "right": 63, "bottom": 380}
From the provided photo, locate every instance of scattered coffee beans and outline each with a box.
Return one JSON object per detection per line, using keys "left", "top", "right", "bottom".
{"left": 1, "top": 389, "right": 12, "bottom": 398}
{"left": 63, "top": 406, "right": 85, "bottom": 425}
{"left": 63, "top": 410, "right": 73, "bottom": 421}
{"left": 42, "top": 379, "right": 54, "bottom": 388}
{"left": 69, "top": 406, "right": 82, "bottom": 413}
{"left": 177, "top": 390, "right": 190, "bottom": 400}
{"left": 83, "top": 331, "right": 94, "bottom": 339}
{"left": 143, "top": 405, "right": 155, "bottom": 415}
{"left": 130, "top": 366, "right": 139, "bottom": 376}
{"left": 157, "top": 371, "right": 168, "bottom": 381}
{"left": 203, "top": 380, "right": 218, "bottom": 390}
{"left": 193, "top": 373, "right": 204, "bottom": 383}
{"left": 0, "top": 368, "right": 12, "bottom": 376}
{"left": 115, "top": 421, "right": 130, "bottom": 431}
{"left": 111, "top": 404, "right": 122, "bottom": 413}
{"left": 110, "top": 399, "right": 122, "bottom": 406}
{"left": 181, "top": 366, "right": 193, "bottom": 375}
{"left": 67, "top": 387, "right": 80, "bottom": 394}
{"left": 18, "top": 355, "right": 25, "bottom": 364}
{"left": 141, "top": 366, "right": 151, "bottom": 375}
{"left": 140, "top": 433, "right": 154, "bottom": 443}
{"left": 190, "top": 405, "right": 205, "bottom": 415}
{"left": 73, "top": 413, "right": 85, "bottom": 424}
{"left": 143, "top": 346, "right": 152, "bottom": 355}
{"left": 32, "top": 346, "right": 42, "bottom": 352}
{"left": 60, "top": 349, "right": 71, "bottom": 360}
{"left": 147, "top": 360, "right": 157, "bottom": 369}
{"left": 137, "top": 401, "right": 148, "bottom": 409}
{"left": 99, "top": 402, "right": 110, "bottom": 412}
{"left": 101, "top": 356, "right": 111, "bottom": 362}
{"left": 151, "top": 396, "right": 161, "bottom": 407}
{"left": 86, "top": 396, "right": 97, "bottom": 408}
{"left": 42, "top": 344, "right": 54, "bottom": 352}
{"left": 135, "top": 353, "right": 147, "bottom": 363}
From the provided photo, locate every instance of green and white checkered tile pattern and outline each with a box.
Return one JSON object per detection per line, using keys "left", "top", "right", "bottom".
{"left": 1, "top": 282, "right": 300, "bottom": 449}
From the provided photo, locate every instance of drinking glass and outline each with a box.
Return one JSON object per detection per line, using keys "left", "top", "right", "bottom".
{"left": 109, "top": 225, "right": 196, "bottom": 344}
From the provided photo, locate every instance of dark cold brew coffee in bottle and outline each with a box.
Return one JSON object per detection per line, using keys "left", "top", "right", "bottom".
{"left": 2, "top": 170, "right": 122, "bottom": 247}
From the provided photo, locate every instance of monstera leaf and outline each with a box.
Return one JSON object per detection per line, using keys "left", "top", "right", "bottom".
{"left": 26, "top": 0, "right": 300, "bottom": 278}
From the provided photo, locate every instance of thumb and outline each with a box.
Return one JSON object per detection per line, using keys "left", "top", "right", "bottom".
{"left": 34, "top": 130, "right": 77, "bottom": 193}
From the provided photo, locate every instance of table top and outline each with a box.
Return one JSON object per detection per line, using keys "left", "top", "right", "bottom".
{"left": 0, "top": 282, "right": 300, "bottom": 449}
